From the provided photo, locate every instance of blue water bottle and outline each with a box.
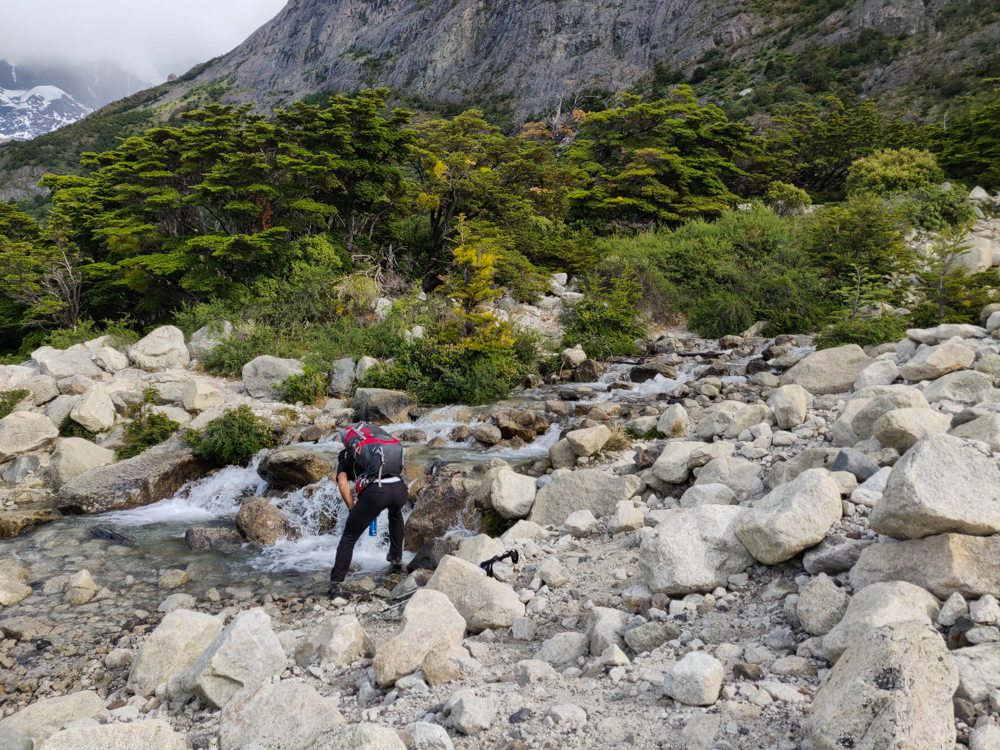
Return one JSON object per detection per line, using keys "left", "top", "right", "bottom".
{"left": 368, "top": 519, "right": 377, "bottom": 537}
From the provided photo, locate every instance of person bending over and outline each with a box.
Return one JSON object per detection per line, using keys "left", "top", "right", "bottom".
{"left": 328, "top": 425, "right": 407, "bottom": 598}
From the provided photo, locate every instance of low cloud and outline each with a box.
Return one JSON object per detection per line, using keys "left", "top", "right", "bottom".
{"left": 0, "top": 0, "right": 287, "bottom": 82}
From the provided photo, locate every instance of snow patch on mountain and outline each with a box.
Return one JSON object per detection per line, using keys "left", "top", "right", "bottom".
{"left": 0, "top": 85, "right": 91, "bottom": 140}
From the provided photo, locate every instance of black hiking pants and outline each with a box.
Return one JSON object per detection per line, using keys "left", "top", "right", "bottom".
{"left": 330, "top": 480, "right": 407, "bottom": 583}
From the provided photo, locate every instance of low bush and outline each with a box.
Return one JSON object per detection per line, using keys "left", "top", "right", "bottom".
{"left": 607, "top": 423, "right": 636, "bottom": 448}
{"left": 895, "top": 185, "right": 976, "bottom": 231}
{"left": 59, "top": 418, "right": 99, "bottom": 440}
{"left": 765, "top": 181, "right": 812, "bottom": 217}
{"left": 846, "top": 148, "right": 944, "bottom": 196}
{"left": 814, "top": 314, "right": 908, "bottom": 350}
{"left": 562, "top": 268, "right": 648, "bottom": 359}
{"left": 364, "top": 336, "right": 537, "bottom": 405}
{"left": 116, "top": 411, "right": 180, "bottom": 460}
{"left": 114, "top": 388, "right": 179, "bottom": 459}
{"left": 184, "top": 404, "right": 277, "bottom": 467}
{"left": 364, "top": 227, "right": 545, "bottom": 404}
{"left": 801, "top": 193, "right": 911, "bottom": 289}
{"left": 275, "top": 367, "right": 328, "bottom": 405}
{"left": 595, "top": 206, "right": 829, "bottom": 338}
{"left": 201, "top": 317, "right": 411, "bottom": 378}
{"left": 46, "top": 317, "right": 141, "bottom": 352}
{"left": 0, "top": 389, "right": 30, "bottom": 419}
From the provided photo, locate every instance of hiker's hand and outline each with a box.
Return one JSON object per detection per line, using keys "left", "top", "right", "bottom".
{"left": 337, "top": 472, "right": 354, "bottom": 510}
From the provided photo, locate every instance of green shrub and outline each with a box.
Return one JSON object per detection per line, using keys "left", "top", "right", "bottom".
{"left": 365, "top": 343, "right": 531, "bottom": 405}
{"left": 480, "top": 508, "right": 516, "bottom": 537}
{"left": 562, "top": 268, "right": 648, "bottom": 359}
{"left": 895, "top": 185, "right": 976, "bottom": 231}
{"left": 60, "top": 418, "right": 99, "bottom": 440}
{"left": 846, "top": 148, "right": 944, "bottom": 196}
{"left": 908, "top": 227, "right": 998, "bottom": 327}
{"left": 203, "top": 323, "right": 280, "bottom": 377}
{"left": 802, "top": 193, "right": 911, "bottom": 288}
{"left": 765, "top": 182, "right": 811, "bottom": 217}
{"left": 184, "top": 404, "right": 277, "bottom": 467}
{"left": 814, "top": 314, "right": 908, "bottom": 350}
{"left": 0, "top": 389, "right": 30, "bottom": 419}
{"left": 594, "top": 206, "right": 830, "bottom": 338}
{"left": 112, "top": 387, "right": 178, "bottom": 459}
{"left": 688, "top": 291, "right": 755, "bottom": 339}
{"left": 275, "top": 367, "right": 328, "bottom": 405}
{"left": 116, "top": 411, "right": 181, "bottom": 460}
{"left": 202, "top": 317, "right": 411, "bottom": 378}
{"left": 45, "top": 317, "right": 141, "bottom": 351}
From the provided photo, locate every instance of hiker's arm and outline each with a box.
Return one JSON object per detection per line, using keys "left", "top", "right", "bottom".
{"left": 337, "top": 472, "right": 354, "bottom": 511}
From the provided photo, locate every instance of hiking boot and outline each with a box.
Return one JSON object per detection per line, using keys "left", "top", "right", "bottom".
{"left": 328, "top": 583, "right": 350, "bottom": 601}
{"left": 386, "top": 557, "right": 405, "bottom": 575}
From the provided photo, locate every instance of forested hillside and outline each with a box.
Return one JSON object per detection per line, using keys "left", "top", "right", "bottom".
{"left": 1, "top": 79, "right": 998, "bottom": 404}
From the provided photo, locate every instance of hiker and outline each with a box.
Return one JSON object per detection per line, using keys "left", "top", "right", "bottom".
{"left": 329, "top": 422, "right": 407, "bottom": 598}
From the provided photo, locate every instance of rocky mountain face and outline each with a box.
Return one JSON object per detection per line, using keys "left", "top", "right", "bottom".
{"left": 180, "top": 0, "right": 764, "bottom": 116}
{"left": 173, "top": 0, "right": 968, "bottom": 118}
{"left": 0, "top": 85, "right": 91, "bottom": 142}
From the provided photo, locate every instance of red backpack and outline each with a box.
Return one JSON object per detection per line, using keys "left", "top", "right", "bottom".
{"left": 340, "top": 422, "right": 405, "bottom": 491}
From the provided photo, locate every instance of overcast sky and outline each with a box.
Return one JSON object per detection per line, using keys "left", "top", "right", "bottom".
{"left": 0, "top": 0, "right": 287, "bottom": 83}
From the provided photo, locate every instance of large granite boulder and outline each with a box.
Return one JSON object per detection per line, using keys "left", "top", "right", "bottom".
{"left": 351, "top": 388, "right": 415, "bottom": 424}
{"left": 38, "top": 350, "right": 103, "bottom": 379}
{"left": 126, "top": 609, "right": 224, "bottom": 697}
{"left": 0, "top": 412, "right": 58, "bottom": 462}
{"left": 187, "top": 321, "right": 232, "bottom": 361}
{"left": 769, "top": 384, "right": 808, "bottom": 430}
{"left": 18, "top": 374, "right": 58, "bottom": 406}
{"left": 779, "top": 345, "right": 873, "bottom": 395}
{"left": 181, "top": 379, "right": 225, "bottom": 412}
{"left": 128, "top": 326, "right": 190, "bottom": 371}
{"left": 405, "top": 473, "right": 481, "bottom": 551}
{"left": 736, "top": 469, "right": 842, "bottom": 564}
{"left": 58, "top": 437, "right": 208, "bottom": 514}
{"left": 328, "top": 357, "right": 357, "bottom": 396}
{"left": 242, "top": 356, "right": 305, "bottom": 401}
{"left": 294, "top": 615, "right": 374, "bottom": 669}
{"left": 183, "top": 609, "right": 286, "bottom": 708}
{"left": 807, "top": 622, "right": 958, "bottom": 750}
{"left": 33, "top": 720, "right": 187, "bottom": 750}
{"left": 235, "top": 498, "right": 299, "bottom": 545}
{"left": 528, "top": 470, "right": 643, "bottom": 526}
{"left": 822, "top": 581, "right": 940, "bottom": 663}
{"left": 49, "top": 437, "right": 115, "bottom": 489}
{"left": 257, "top": 448, "right": 333, "bottom": 487}
{"left": 898, "top": 341, "right": 974, "bottom": 381}
{"left": 871, "top": 407, "right": 951, "bottom": 452}
{"left": 372, "top": 589, "right": 466, "bottom": 687}
{"left": 638, "top": 505, "right": 755, "bottom": 595}
{"left": 692, "top": 456, "right": 764, "bottom": 498}
{"left": 0, "top": 690, "right": 106, "bottom": 745}
{"left": 952, "top": 643, "right": 1000, "bottom": 704}
{"left": 218, "top": 681, "right": 344, "bottom": 750}
{"left": 68, "top": 385, "right": 116, "bottom": 432}
{"left": 870, "top": 433, "right": 1000, "bottom": 539}
{"left": 850, "top": 533, "right": 1000, "bottom": 599}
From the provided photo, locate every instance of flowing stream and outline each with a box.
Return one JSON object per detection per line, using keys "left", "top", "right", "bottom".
{"left": 3, "top": 355, "right": 739, "bottom": 602}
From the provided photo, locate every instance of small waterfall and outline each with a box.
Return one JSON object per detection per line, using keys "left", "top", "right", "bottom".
{"left": 105, "top": 452, "right": 269, "bottom": 527}
{"left": 102, "top": 449, "right": 398, "bottom": 574}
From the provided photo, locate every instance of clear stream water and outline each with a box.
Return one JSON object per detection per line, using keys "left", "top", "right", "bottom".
{"left": 3, "top": 356, "right": 744, "bottom": 599}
